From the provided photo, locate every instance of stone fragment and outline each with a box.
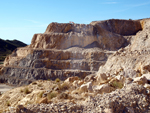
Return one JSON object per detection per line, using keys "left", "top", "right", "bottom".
{"left": 84, "top": 74, "right": 96, "bottom": 82}
{"left": 115, "top": 75, "right": 125, "bottom": 83}
{"left": 96, "top": 73, "right": 108, "bottom": 84}
{"left": 38, "top": 97, "right": 47, "bottom": 104}
{"left": 133, "top": 76, "right": 147, "bottom": 85}
{"left": 142, "top": 74, "right": 150, "bottom": 82}
{"left": 104, "top": 108, "right": 113, "bottom": 113}
{"left": 80, "top": 82, "right": 93, "bottom": 92}
{"left": 64, "top": 76, "right": 79, "bottom": 83}
{"left": 93, "top": 84, "right": 111, "bottom": 94}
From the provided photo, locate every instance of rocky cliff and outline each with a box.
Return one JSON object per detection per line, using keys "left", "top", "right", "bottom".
{"left": 1, "top": 18, "right": 150, "bottom": 112}
{"left": 0, "top": 19, "right": 143, "bottom": 85}
{"left": 96, "top": 18, "right": 150, "bottom": 79}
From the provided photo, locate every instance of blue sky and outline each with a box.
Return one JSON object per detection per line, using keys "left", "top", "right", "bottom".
{"left": 0, "top": 0, "right": 150, "bottom": 44}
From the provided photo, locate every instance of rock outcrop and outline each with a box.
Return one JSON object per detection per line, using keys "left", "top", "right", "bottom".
{"left": 1, "top": 18, "right": 150, "bottom": 112}
{"left": 96, "top": 18, "right": 150, "bottom": 79}
{"left": 1, "top": 19, "right": 142, "bottom": 85}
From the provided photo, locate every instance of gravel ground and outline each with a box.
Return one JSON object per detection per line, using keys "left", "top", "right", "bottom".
{"left": 12, "top": 83, "right": 150, "bottom": 113}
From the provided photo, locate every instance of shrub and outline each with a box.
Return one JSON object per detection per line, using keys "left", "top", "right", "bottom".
{"left": 47, "top": 91, "right": 58, "bottom": 100}
{"left": 0, "top": 92, "right": 3, "bottom": 95}
{"left": 39, "top": 91, "right": 44, "bottom": 98}
{"left": 24, "top": 87, "right": 31, "bottom": 94}
{"left": 110, "top": 81, "right": 123, "bottom": 89}
{"left": 6, "top": 101, "right": 10, "bottom": 106}
{"left": 59, "top": 82, "right": 69, "bottom": 91}
{"left": 55, "top": 78, "right": 60, "bottom": 83}
{"left": 20, "top": 89, "right": 23, "bottom": 93}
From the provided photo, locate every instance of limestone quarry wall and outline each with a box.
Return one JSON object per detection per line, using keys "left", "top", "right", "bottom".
{"left": 96, "top": 18, "right": 150, "bottom": 79}
{"left": 0, "top": 18, "right": 148, "bottom": 86}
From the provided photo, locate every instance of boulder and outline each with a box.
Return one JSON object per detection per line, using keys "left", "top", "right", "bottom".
{"left": 80, "top": 82, "right": 93, "bottom": 92}
{"left": 84, "top": 74, "right": 96, "bottom": 82}
{"left": 104, "top": 108, "right": 113, "bottom": 113}
{"left": 114, "top": 75, "right": 125, "bottom": 83}
{"left": 72, "top": 80, "right": 79, "bottom": 87}
{"left": 78, "top": 80, "right": 84, "bottom": 86}
{"left": 93, "top": 84, "right": 111, "bottom": 94}
{"left": 142, "top": 74, "right": 150, "bottom": 80}
{"left": 64, "top": 76, "right": 79, "bottom": 83}
{"left": 38, "top": 97, "right": 47, "bottom": 104}
{"left": 96, "top": 73, "right": 108, "bottom": 84}
{"left": 72, "top": 80, "right": 84, "bottom": 87}
{"left": 133, "top": 76, "right": 147, "bottom": 85}
{"left": 124, "top": 77, "right": 133, "bottom": 85}
{"left": 144, "top": 83, "right": 150, "bottom": 89}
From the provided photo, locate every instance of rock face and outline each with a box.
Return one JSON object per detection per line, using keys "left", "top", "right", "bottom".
{"left": 0, "top": 19, "right": 144, "bottom": 85}
{"left": 2, "top": 18, "right": 150, "bottom": 112}
{"left": 96, "top": 18, "right": 150, "bottom": 79}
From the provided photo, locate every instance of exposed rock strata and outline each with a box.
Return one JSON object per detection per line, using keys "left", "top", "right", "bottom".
{"left": 1, "top": 18, "right": 150, "bottom": 112}
{"left": 96, "top": 18, "right": 150, "bottom": 79}
{"left": 0, "top": 19, "right": 144, "bottom": 86}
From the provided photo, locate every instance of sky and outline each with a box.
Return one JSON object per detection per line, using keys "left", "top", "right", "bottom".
{"left": 0, "top": 0, "right": 150, "bottom": 44}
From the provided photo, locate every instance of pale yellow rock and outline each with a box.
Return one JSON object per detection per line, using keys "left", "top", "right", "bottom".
{"left": 93, "top": 84, "right": 111, "bottom": 94}
{"left": 104, "top": 108, "right": 113, "bottom": 113}
{"left": 144, "top": 83, "right": 150, "bottom": 89}
{"left": 64, "top": 76, "right": 79, "bottom": 83}
{"left": 96, "top": 73, "right": 108, "bottom": 84}
{"left": 38, "top": 97, "right": 47, "bottom": 104}
{"left": 80, "top": 82, "right": 93, "bottom": 92}
{"left": 115, "top": 75, "right": 125, "bottom": 83}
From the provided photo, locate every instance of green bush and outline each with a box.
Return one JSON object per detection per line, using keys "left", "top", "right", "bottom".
{"left": 20, "top": 89, "right": 23, "bottom": 93}
{"left": 47, "top": 91, "right": 58, "bottom": 100}
{"left": 110, "top": 81, "right": 123, "bottom": 89}
{"left": 55, "top": 78, "right": 60, "bottom": 83}
{"left": 39, "top": 91, "right": 44, "bottom": 98}
{"left": 59, "top": 82, "right": 69, "bottom": 91}
{"left": 6, "top": 101, "right": 10, "bottom": 106}
{"left": 24, "top": 87, "right": 31, "bottom": 94}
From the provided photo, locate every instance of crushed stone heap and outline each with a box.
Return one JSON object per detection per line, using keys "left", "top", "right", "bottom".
{"left": 0, "top": 19, "right": 143, "bottom": 85}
